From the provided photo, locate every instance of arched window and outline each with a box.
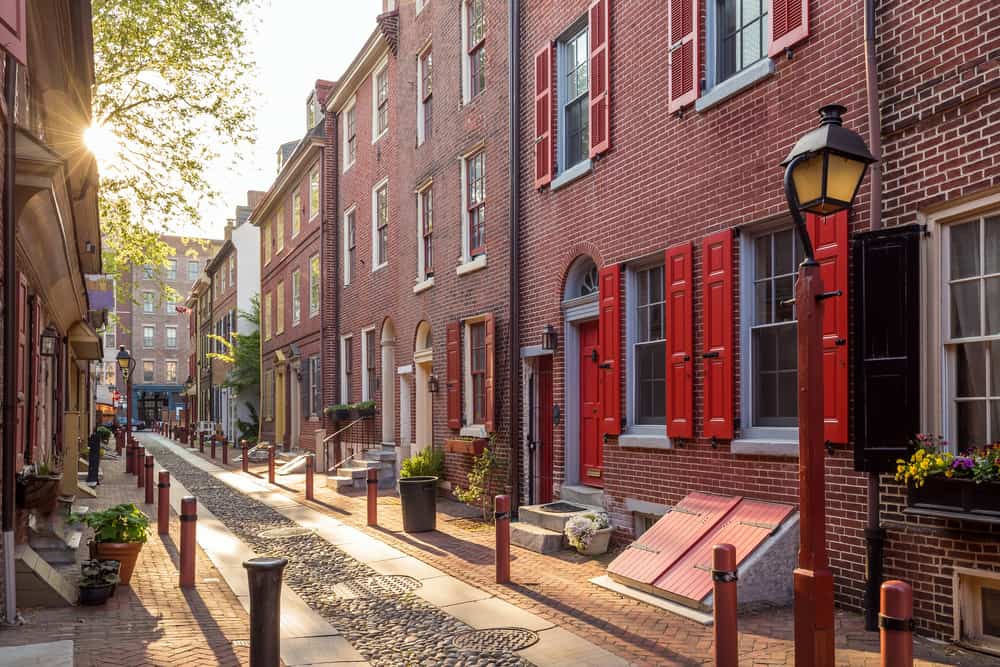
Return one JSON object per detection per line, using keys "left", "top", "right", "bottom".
{"left": 564, "top": 256, "right": 599, "bottom": 301}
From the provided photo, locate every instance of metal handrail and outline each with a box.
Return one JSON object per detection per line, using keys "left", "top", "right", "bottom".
{"left": 321, "top": 415, "right": 377, "bottom": 475}
{"left": 322, "top": 417, "right": 369, "bottom": 443}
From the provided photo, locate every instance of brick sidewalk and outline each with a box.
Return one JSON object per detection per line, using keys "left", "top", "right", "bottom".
{"left": 0, "top": 453, "right": 254, "bottom": 666}
{"left": 174, "top": 436, "right": 991, "bottom": 667}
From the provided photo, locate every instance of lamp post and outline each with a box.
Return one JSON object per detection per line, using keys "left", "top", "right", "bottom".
{"left": 117, "top": 345, "right": 136, "bottom": 471}
{"left": 782, "top": 105, "right": 874, "bottom": 667}
{"left": 184, "top": 376, "right": 193, "bottom": 443}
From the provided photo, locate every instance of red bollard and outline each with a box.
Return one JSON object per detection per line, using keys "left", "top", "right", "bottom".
{"left": 157, "top": 471, "right": 170, "bottom": 535}
{"left": 126, "top": 443, "right": 134, "bottom": 474}
{"left": 366, "top": 468, "right": 378, "bottom": 526}
{"left": 179, "top": 496, "right": 197, "bottom": 587}
{"left": 880, "top": 580, "right": 913, "bottom": 667}
{"left": 712, "top": 544, "right": 739, "bottom": 667}
{"left": 267, "top": 446, "right": 275, "bottom": 485}
{"left": 199, "top": 432, "right": 205, "bottom": 453}
{"left": 495, "top": 494, "right": 510, "bottom": 584}
{"left": 305, "top": 454, "right": 315, "bottom": 501}
{"left": 241, "top": 440, "right": 249, "bottom": 473}
{"left": 144, "top": 455, "right": 155, "bottom": 504}
{"left": 222, "top": 438, "right": 228, "bottom": 465}
{"left": 136, "top": 446, "right": 145, "bottom": 488}
{"left": 210, "top": 435, "right": 216, "bottom": 459}
{"left": 116, "top": 431, "right": 124, "bottom": 455}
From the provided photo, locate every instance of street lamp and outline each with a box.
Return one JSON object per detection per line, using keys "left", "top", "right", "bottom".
{"left": 116, "top": 345, "right": 136, "bottom": 472}
{"left": 39, "top": 326, "right": 59, "bottom": 357}
{"left": 782, "top": 105, "right": 874, "bottom": 667}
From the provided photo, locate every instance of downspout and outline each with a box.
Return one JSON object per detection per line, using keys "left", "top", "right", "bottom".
{"left": 507, "top": 0, "right": 521, "bottom": 512}
{"left": 2, "top": 52, "right": 19, "bottom": 625}
{"left": 863, "top": 0, "right": 885, "bottom": 633}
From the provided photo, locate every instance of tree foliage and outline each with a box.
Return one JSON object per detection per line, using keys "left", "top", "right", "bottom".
{"left": 207, "top": 294, "right": 260, "bottom": 395}
{"left": 92, "top": 0, "right": 257, "bottom": 290}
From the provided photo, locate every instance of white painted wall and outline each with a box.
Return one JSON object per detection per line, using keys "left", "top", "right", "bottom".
{"left": 231, "top": 220, "right": 261, "bottom": 435}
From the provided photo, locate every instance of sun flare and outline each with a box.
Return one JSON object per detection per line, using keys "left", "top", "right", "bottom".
{"left": 84, "top": 124, "right": 120, "bottom": 165}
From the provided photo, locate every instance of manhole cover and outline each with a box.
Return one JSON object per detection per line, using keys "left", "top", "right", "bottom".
{"left": 343, "top": 574, "right": 422, "bottom": 598}
{"left": 259, "top": 526, "right": 314, "bottom": 539}
{"left": 451, "top": 627, "right": 539, "bottom": 653}
{"left": 540, "top": 501, "right": 586, "bottom": 513}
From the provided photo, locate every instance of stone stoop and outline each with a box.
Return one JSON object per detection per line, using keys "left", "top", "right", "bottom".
{"left": 559, "top": 484, "right": 606, "bottom": 508}
{"left": 511, "top": 501, "right": 605, "bottom": 554}
{"left": 327, "top": 446, "right": 396, "bottom": 493}
{"left": 14, "top": 544, "right": 78, "bottom": 607}
{"left": 28, "top": 507, "right": 87, "bottom": 567}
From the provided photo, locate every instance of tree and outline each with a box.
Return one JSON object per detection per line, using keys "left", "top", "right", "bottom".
{"left": 207, "top": 294, "right": 260, "bottom": 395}
{"left": 92, "top": 0, "right": 257, "bottom": 293}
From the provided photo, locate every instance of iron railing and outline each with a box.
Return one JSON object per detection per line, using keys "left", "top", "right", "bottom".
{"left": 321, "top": 412, "right": 380, "bottom": 475}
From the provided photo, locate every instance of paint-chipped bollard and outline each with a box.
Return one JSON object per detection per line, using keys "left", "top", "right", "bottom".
{"left": 179, "top": 496, "right": 197, "bottom": 588}
{"left": 880, "top": 580, "right": 914, "bottom": 667}
{"left": 267, "top": 446, "right": 275, "bottom": 485}
{"left": 222, "top": 437, "right": 229, "bottom": 465}
{"left": 241, "top": 439, "right": 249, "bottom": 473}
{"left": 157, "top": 471, "right": 170, "bottom": 535}
{"left": 210, "top": 435, "right": 217, "bottom": 459}
{"left": 495, "top": 494, "right": 511, "bottom": 584}
{"left": 136, "top": 446, "right": 146, "bottom": 488}
{"left": 305, "top": 454, "right": 315, "bottom": 501}
{"left": 367, "top": 468, "right": 378, "bottom": 526}
{"left": 144, "top": 455, "right": 155, "bottom": 504}
{"left": 712, "top": 544, "right": 738, "bottom": 667}
{"left": 244, "top": 557, "right": 287, "bottom": 667}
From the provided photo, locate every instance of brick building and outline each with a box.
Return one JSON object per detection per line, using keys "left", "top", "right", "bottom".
{"left": 323, "top": 0, "right": 514, "bottom": 489}
{"left": 253, "top": 81, "right": 335, "bottom": 452}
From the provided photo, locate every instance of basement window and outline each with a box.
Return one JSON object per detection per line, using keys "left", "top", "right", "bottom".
{"left": 956, "top": 568, "right": 1000, "bottom": 656}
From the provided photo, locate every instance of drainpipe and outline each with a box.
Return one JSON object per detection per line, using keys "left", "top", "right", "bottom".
{"left": 2, "top": 52, "right": 19, "bottom": 625}
{"left": 507, "top": 0, "right": 521, "bottom": 513}
{"left": 863, "top": 0, "right": 885, "bottom": 633}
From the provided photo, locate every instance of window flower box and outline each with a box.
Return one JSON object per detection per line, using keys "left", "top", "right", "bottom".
{"left": 907, "top": 477, "right": 1000, "bottom": 518}
{"left": 897, "top": 436, "right": 1000, "bottom": 522}
{"left": 444, "top": 437, "right": 487, "bottom": 456}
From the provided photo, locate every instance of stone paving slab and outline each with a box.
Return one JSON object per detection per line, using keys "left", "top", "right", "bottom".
{"left": 0, "top": 639, "right": 74, "bottom": 667}
{"left": 516, "top": 627, "right": 631, "bottom": 667}
{"left": 281, "top": 635, "right": 365, "bottom": 664}
{"left": 414, "top": 575, "right": 493, "bottom": 607}
{"left": 335, "top": 536, "right": 407, "bottom": 564}
{"left": 444, "top": 597, "right": 556, "bottom": 632}
{"left": 367, "top": 555, "right": 444, "bottom": 580}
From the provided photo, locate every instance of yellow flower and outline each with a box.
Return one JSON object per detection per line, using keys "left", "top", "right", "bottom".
{"left": 946, "top": 470, "right": 954, "bottom": 478}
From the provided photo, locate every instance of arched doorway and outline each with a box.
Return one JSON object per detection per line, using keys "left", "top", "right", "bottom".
{"left": 414, "top": 321, "right": 433, "bottom": 454}
{"left": 380, "top": 318, "right": 396, "bottom": 445}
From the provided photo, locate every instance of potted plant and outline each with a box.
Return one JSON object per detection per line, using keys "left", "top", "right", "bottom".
{"left": 78, "top": 559, "right": 120, "bottom": 606}
{"left": 324, "top": 403, "right": 351, "bottom": 422}
{"left": 96, "top": 426, "right": 113, "bottom": 445}
{"left": 353, "top": 400, "right": 377, "bottom": 418}
{"left": 73, "top": 503, "right": 150, "bottom": 585}
{"left": 16, "top": 457, "right": 63, "bottom": 515}
{"left": 398, "top": 448, "right": 443, "bottom": 533}
{"left": 444, "top": 436, "right": 488, "bottom": 456}
{"left": 896, "top": 434, "right": 1000, "bottom": 515}
{"left": 565, "top": 512, "right": 613, "bottom": 556}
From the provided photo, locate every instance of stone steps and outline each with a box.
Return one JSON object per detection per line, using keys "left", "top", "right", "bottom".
{"left": 328, "top": 447, "right": 397, "bottom": 492}
{"left": 510, "top": 522, "right": 565, "bottom": 554}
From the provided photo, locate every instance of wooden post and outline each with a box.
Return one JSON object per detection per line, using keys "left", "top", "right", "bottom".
{"left": 136, "top": 446, "right": 145, "bottom": 488}
{"left": 179, "top": 496, "right": 197, "bottom": 588}
{"left": 366, "top": 468, "right": 377, "bottom": 526}
{"left": 305, "top": 454, "right": 314, "bottom": 501}
{"left": 157, "top": 471, "right": 170, "bottom": 535}
{"left": 144, "top": 455, "right": 154, "bottom": 504}
{"left": 495, "top": 495, "right": 510, "bottom": 584}
{"left": 880, "top": 581, "right": 913, "bottom": 667}
{"left": 267, "top": 446, "right": 275, "bottom": 485}
{"left": 241, "top": 439, "right": 249, "bottom": 474}
{"left": 713, "top": 544, "right": 738, "bottom": 667}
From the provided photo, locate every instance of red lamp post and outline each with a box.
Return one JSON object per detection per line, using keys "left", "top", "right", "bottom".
{"left": 116, "top": 346, "right": 136, "bottom": 472}
{"left": 782, "top": 105, "right": 875, "bottom": 667}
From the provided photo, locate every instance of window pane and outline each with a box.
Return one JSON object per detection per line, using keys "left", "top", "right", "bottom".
{"left": 753, "top": 323, "right": 797, "bottom": 426}
{"left": 986, "top": 216, "right": 1000, "bottom": 275}
{"left": 956, "top": 400, "right": 987, "bottom": 449}
{"left": 754, "top": 235, "right": 771, "bottom": 278}
{"left": 635, "top": 341, "right": 665, "bottom": 425}
{"left": 754, "top": 281, "right": 772, "bottom": 325}
{"left": 956, "top": 343, "right": 986, "bottom": 397}
{"left": 951, "top": 281, "right": 981, "bottom": 338}
{"left": 775, "top": 276, "right": 795, "bottom": 322}
{"left": 773, "top": 229, "right": 795, "bottom": 275}
{"left": 950, "top": 221, "right": 980, "bottom": 279}
{"left": 986, "top": 277, "right": 1000, "bottom": 335}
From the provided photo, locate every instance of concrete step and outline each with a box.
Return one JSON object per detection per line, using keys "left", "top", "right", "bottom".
{"left": 360, "top": 449, "right": 396, "bottom": 463}
{"left": 519, "top": 503, "right": 602, "bottom": 533}
{"left": 560, "top": 485, "right": 606, "bottom": 508}
{"left": 511, "top": 522, "right": 565, "bottom": 554}
{"left": 326, "top": 474, "right": 362, "bottom": 491}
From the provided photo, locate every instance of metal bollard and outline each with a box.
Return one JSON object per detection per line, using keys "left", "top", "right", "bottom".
{"left": 712, "top": 543, "right": 739, "bottom": 667}
{"left": 495, "top": 494, "right": 511, "bottom": 584}
{"left": 126, "top": 443, "right": 134, "bottom": 474}
{"left": 211, "top": 435, "right": 217, "bottom": 459}
{"left": 179, "top": 496, "right": 197, "bottom": 588}
{"left": 367, "top": 468, "right": 378, "bottom": 526}
{"left": 136, "top": 446, "right": 146, "bottom": 488}
{"left": 222, "top": 437, "right": 229, "bottom": 465}
{"left": 157, "top": 471, "right": 170, "bottom": 535}
{"left": 242, "top": 439, "right": 249, "bottom": 473}
{"left": 267, "top": 446, "right": 275, "bottom": 485}
{"left": 880, "top": 580, "right": 914, "bottom": 667}
{"left": 199, "top": 432, "right": 205, "bottom": 453}
{"left": 144, "top": 455, "right": 155, "bottom": 504}
{"left": 244, "top": 557, "right": 287, "bottom": 667}
{"left": 305, "top": 454, "right": 314, "bottom": 501}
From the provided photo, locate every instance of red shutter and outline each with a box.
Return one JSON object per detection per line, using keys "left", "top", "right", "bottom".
{"left": 30, "top": 295, "right": 41, "bottom": 453}
{"left": 701, "top": 230, "right": 734, "bottom": 440}
{"left": 808, "top": 211, "right": 849, "bottom": 444}
{"left": 14, "top": 273, "right": 27, "bottom": 468}
{"left": 588, "top": 0, "right": 611, "bottom": 157}
{"left": 768, "top": 0, "right": 809, "bottom": 57}
{"left": 533, "top": 44, "right": 553, "bottom": 188}
{"left": 598, "top": 265, "right": 621, "bottom": 437}
{"left": 665, "top": 243, "right": 694, "bottom": 439}
{"left": 668, "top": 0, "right": 699, "bottom": 112}
{"left": 484, "top": 313, "right": 495, "bottom": 433}
{"left": 0, "top": 0, "right": 26, "bottom": 66}
{"left": 446, "top": 321, "right": 462, "bottom": 430}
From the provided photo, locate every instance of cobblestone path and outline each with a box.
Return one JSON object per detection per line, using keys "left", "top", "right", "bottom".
{"left": 144, "top": 440, "right": 532, "bottom": 667}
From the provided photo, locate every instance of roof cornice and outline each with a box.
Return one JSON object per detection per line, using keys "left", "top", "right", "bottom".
{"left": 325, "top": 26, "right": 391, "bottom": 113}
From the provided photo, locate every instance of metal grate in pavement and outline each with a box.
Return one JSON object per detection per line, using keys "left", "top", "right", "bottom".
{"left": 259, "top": 526, "right": 314, "bottom": 539}
{"left": 450, "top": 627, "right": 540, "bottom": 653}
{"left": 341, "top": 574, "right": 422, "bottom": 598}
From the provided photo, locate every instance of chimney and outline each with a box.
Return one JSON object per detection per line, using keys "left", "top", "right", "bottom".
{"left": 224, "top": 220, "right": 234, "bottom": 241}
{"left": 247, "top": 190, "right": 266, "bottom": 209}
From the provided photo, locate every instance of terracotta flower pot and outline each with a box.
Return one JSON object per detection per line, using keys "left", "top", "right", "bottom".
{"left": 93, "top": 542, "right": 144, "bottom": 585}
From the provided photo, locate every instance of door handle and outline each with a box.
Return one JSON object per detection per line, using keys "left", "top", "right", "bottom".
{"left": 835, "top": 338, "right": 847, "bottom": 346}
{"left": 702, "top": 351, "right": 720, "bottom": 359}
{"left": 591, "top": 349, "right": 599, "bottom": 363}
{"left": 683, "top": 354, "right": 690, "bottom": 361}
{"left": 599, "top": 362, "right": 612, "bottom": 369}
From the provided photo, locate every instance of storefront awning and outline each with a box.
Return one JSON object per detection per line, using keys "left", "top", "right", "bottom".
{"left": 68, "top": 320, "right": 102, "bottom": 360}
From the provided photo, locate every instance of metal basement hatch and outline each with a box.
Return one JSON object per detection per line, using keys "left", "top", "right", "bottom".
{"left": 607, "top": 492, "right": 796, "bottom": 610}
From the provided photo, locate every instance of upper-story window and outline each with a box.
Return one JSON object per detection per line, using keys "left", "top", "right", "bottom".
{"left": 465, "top": 0, "right": 486, "bottom": 100}
{"left": 559, "top": 24, "right": 589, "bottom": 171}
{"left": 291, "top": 268, "right": 301, "bottom": 326}
{"left": 166, "top": 360, "right": 177, "bottom": 383}
{"left": 142, "top": 291, "right": 154, "bottom": 314}
{"left": 344, "top": 206, "right": 356, "bottom": 286}
{"left": 344, "top": 99, "right": 357, "bottom": 170}
{"left": 292, "top": 191, "right": 302, "bottom": 238}
{"left": 143, "top": 325, "right": 155, "bottom": 348}
{"left": 373, "top": 180, "right": 389, "bottom": 270}
{"left": 417, "top": 48, "right": 433, "bottom": 145}
{"left": 466, "top": 150, "right": 486, "bottom": 257}
{"left": 374, "top": 61, "right": 389, "bottom": 140}
{"left": 419, "top": 186, "right": 433, "bottom": 280}
{"left": 166, "top": 326, "right": 177, "bottom": 348}
{"left": 276, "top": 205, "right": 285, "bottom": 253}
{"left": 715, "top": 0, "right": 769, "bottom": 82}
{"left": 276, "top": 280, "right": 285, "bottom": 335}
{"left": 263, "top": 221, "right": 272, "bottom": 265}
{"left": 228, "top": 255, "right": 234, "bottom": 287}
{"left": 264, "top": 291, "right": 272, "bottom": 341}
{"left": 143, "top": 360, "right": 154, "bottom": 383}
{"left": 309, "top": 169, "right": 320, "bottom": 219}
{"left": 167, "top": 259, "right": 177, "bottom": 281}
{"left": 188, "top": 260, "right": 199, "bottom": 280}
{"left": 309, "top": 255, "right": 320, "bottom": 317}
{"left": 470, "top": 321, "right": 487, "bottom": 423}
{"left": 143, "top": 265, "right": 154, "bottom": 280}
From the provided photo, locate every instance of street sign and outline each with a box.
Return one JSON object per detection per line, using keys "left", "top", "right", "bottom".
{"left": 112, "top": 390, "right": 121, "bottom": 402}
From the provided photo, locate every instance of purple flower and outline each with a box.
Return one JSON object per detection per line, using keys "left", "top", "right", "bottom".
{"left": 952, "top": 457, "right": 974, "bottom": 470}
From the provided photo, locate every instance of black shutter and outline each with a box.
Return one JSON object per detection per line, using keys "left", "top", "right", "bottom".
{"left": 853, "top": 224, "right": 922, "bottom": 472}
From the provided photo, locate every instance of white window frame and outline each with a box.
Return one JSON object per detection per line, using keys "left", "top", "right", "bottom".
{"left": 291, "top": 191, "right": 302, "bottom": 238}
{"left": 309, "top": 168, "right": 320, "bottom": 221}
{"left": 340, "top": 334, "right": 353, "bottom": 404}
{"left": 361, "top": 326, "right": 376, "bottom": 401}
{"left": 372, "top": 56, "right": 389, "bottom": 143}
{"left": 142, "top": 291, "right": 154, "bottom": 313}
{"left": 188, "top": 260, "right": 199, "bottom": 280}
{"left": 167, "top": 259, "right": 177, "bottom": 281}
{"left": 307, "top": 355, "right": 322, "bottom": 419}
{"left": 457, "top": 146, "right": 487, "bottom": 275}
{"left": 229, "top": 255, "right": 234, "bottom": 286}
{"left": 309, "top": 254, "right": 320, "bottom": 317}
{"left": 165, "top": 359, "right": 178, "bottom": 383}
{"left": 416, "top": 43, "right": 432, "bottom": 146}
{"left": 461, "top": 314, "right": 490, "bottom": 437}
{"left": 143, "top": 360, "right": 155, "bottom": 383}
{"left": 415, "top": 0, "right": 426, "bottom": 14}
{"left": 697, "top": 0, "right": 776, "bottom": 112}
{"left": 954, "top": 566, "right": 1000, "bottom": 655}
{"left": 460, "top": 0, "right": 485, "bottom": 105}
{"left": 165, "top": 325, "right": 177, "bottom": 349}
{"left": 555, "top": 18, "right": 592, "bottom": 180}
{"left": 142, "top": 325, "right": 155, "bottom": 348}
{"left": 342, "top": 96, "right": 357, "bottom": 172}
{"left": 291, "top": 268, "right": 301, "bottom": 326}
{"left": 371, "top": 178, "right": 389, "bottom": 272}
{"left": 343, "top": 205, "right": 357, "bottom": 286}
{"left": 276, "top": 280, "right": 285, "bottom": 335}
{"left": 414, "top": 180, "right": 434, "bottom": 292}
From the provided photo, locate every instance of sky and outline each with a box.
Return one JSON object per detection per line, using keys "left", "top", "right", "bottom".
{"left": 189, "top": 0, "right": 383, "bottom": 239}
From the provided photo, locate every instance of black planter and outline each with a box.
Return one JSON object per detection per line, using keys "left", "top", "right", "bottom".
{"left": 356, "top": 407, "right": 376, "bottom": 418}
{"left": 332, "top": 409, "right": 350, "bottom": 422}
{"left": 79, "top": 583, "right": 115, "bottom": 606}
{"left": 908, "top": 476, "right": 1000, "bottom": 518}
{"left": 398, "top": 476, "right": 438, "bottom": 533}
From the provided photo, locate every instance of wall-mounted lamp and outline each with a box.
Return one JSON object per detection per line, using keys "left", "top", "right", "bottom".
{"left": 40, "top": 325, "right": 59, "bottom": 357}
{"left": 428, "top": 375, "right": 440, "bottom": 393}
{"left": 84, "top": 240, "right": 96, "bottom": 253}
{"left": 541, "top": 324, "right": 558, "bottom": 352}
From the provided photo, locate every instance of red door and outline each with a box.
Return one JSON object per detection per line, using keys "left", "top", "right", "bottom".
{"left": 579, "top": 320, "right": 603, "bottom": 486}
{"left": 537, "top": 356, "right": 554, "bottom": 503}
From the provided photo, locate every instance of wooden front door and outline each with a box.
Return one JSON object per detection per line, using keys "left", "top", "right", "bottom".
{"left": 537, "top": 355, "right": 554, "bottom": 503}
{"left": 275, "top": 367, "right": 286, "bottom": 446}
{"left": 579, "top": 319, "right": 603, "bottom": 486}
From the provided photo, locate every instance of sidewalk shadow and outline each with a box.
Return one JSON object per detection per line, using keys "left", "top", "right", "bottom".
{"left": 180, "top": 586, "right": 245, "bottom": 665}
{"left": 371, "top": 525, "right": 508, "bottom": 566}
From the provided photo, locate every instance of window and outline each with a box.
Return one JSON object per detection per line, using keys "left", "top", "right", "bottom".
{"left": 341, "top": 335, "right": 353, "bottom": 404}
{"left": 167, "top": 259, "right": 177, "bottom": 281}
{"left": 309, "top": 169, "right": 320, "bottom": 219}
{"left": 142, "top": 291, "right": 154, "bottom": 313}
{"left": 291, "top": 269, "right": 301, "bottom": 326}
{"left": 264, "top": 291, "right": 272, "bottom": 340}
{"left": 103, "top": 328, "right": 115, "bottom": 349}
{"left": 466, "top": 151, "right": 486, "bottom": 257}
{"left": 373, "top": 181, "right": 389, "bottom": 269}
{"left": 559, "top": 24, "right": 589, "bottom": 171}
{"left": 165, "top": 295, "right": 176, "bottom": 314}
{"left": 292, "top": 192, "right": 301, "bottom": 238}
{"left": 418, "top": 186, "right": 433, "bottom": 280}
{"left": 276, "top": 281, "right": 285, "bottom": 334}
{"left": 344, "top": 99, "right": 357, "bottom": 169}
{"left": 310, "top": 255, "right": 320, "bottom": 316}
{"left": 344, "top": 207, "right": 357, "bottom": 286}
{"left": 945, "top": 216, "right": 1000, "bottom": 449}
{"left": 143, "top": 325, "right": 155, "bottom": 348}
{"left": 418, "top": 48, "right": 433, "bottom": 144}
{"left": 166, "top": 360, "right": 177, "bottom": 383}
{"left": 143, "top": 360, "right": 154, "bottom": 382}
{"left": 307, "top": 355, "right": 321, "bottom": 417}
{"left": 747, "top": 228, "right": 801, "bottom": 430}
{"left": 363, "top": 328, "right": 377, "bottom": 401}
{"left": 263, "top": 369, "right": 274, "bottom": 421}
{"left": 633, "top": 265, "right": 666, "bottom": 426}
{"left": 229, "top": 255, "right": 234, "bottom": 287}
{"left": 166, "top": 326, "right": 177, "bottom": 348}
{"left": 276, "top": 207, "right": 285, "bottom": 253}
{"left": 466, "top": 0, "right": 486, "bottom": 99}
{"left": 470, "top": 322, "right": 487, "bottom": 424}
{"left": 263, "top": 222, "right": 272, "bottom": 264}
{"left": 714, "top": 0, "right": 768, "bottom": 83}
{"left": 143, "top": 265, "right": 154, "bottom": 280}
{"left": 188, "top": 260, "right": 200, "bottom": 280}
{"left": 957, "top": 569, "right": 1000, "bottom": 654}
{"left": 374, "top": 61, "right": 389, "bottom": 139}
